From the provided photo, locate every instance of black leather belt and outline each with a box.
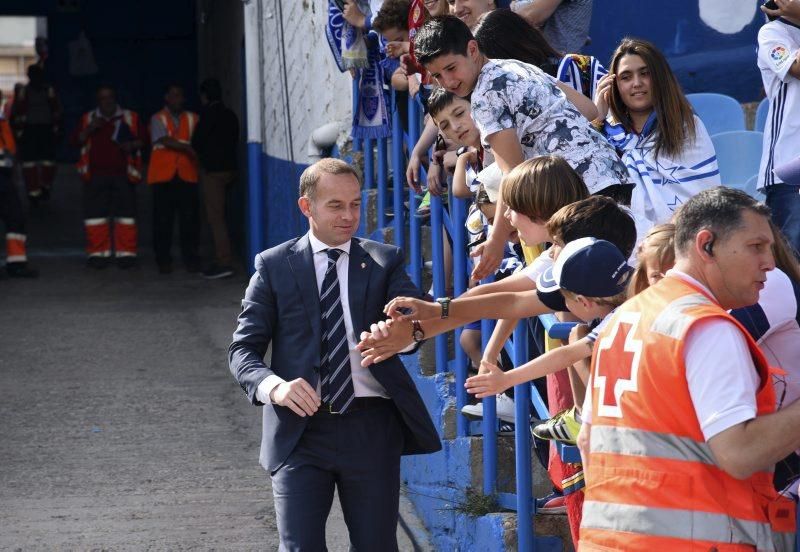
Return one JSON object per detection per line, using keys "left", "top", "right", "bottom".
{"left": 317, "top": 397, "right": 392, "bottom": 416}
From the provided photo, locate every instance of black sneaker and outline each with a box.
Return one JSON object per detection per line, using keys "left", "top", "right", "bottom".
{"left": 6, "top": 262, "right": 39, "bottom": 278}
{"left": 86, "top": 256, "right": 110, "bottom": 270}
{"left": 202, "top": 264, "right": 234, "bottom": 280}
{"left": 117, "top": 256, "right": 138, "bottom": 270}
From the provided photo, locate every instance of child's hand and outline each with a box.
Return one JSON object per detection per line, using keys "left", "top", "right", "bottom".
{"left": 465, "top": 360, "right": 508, "bottom": 398}
{"left": 383, "top": 296, "right": 440, "bottom": 321}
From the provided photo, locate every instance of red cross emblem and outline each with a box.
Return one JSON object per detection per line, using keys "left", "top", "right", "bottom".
{"left": 593, "top": 311, "right": 643, "bottom": 418}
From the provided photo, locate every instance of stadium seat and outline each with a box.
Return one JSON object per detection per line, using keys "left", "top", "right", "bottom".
{"left": 711, "top": 130, "right": 764, "bottom": 196}
{"left": 687, "top": 93, "right": 746, "bottom": 135}
{"left": 755, "top": 97, "right": 769, "bottom": 132}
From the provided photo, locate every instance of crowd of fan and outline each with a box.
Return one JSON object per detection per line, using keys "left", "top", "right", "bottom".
{"left": 336, "top": 0, "right": 800, "bottom": 546}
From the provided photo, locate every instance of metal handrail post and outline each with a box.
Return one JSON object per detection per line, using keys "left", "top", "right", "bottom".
{"left": 407, "top": 95, "right": 422, "bottom": 286}
{"left": 513, "top": 320, "right": 534, "bottom": 550}
{"left": 480, "top": 277, "right": 497, "bottom": 496}
{"left": 429, "top": 191, "right": 447, "bottom": 374}
{"left": 377, "top": 138, "right": 387, "bottom": 230}
{"left": 452, "top": 194, "right": 469, "bottom": 437}
{"left": 391, "top": 92, "right": 404, "bottom": 251}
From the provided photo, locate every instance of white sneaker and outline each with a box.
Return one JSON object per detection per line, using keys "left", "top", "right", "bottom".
{"left": 461, "top": 394, "right": 516, "bottom": 423}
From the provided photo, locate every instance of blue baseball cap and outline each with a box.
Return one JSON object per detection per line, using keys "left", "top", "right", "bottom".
{"left": 537, "top": 237, "right": 633, "bottom": 297}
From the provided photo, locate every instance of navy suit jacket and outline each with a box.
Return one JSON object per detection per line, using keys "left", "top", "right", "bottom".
{"left": 229, "top": 234, "right": 442, "bottom": 472}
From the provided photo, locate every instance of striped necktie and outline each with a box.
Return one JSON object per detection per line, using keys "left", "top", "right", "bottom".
{"left": 319, "top": 248, "right": 355, "bottom": 413}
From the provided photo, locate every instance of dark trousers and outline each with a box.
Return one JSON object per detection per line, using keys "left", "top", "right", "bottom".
{"left": 152, "top": 178, "right": 199, "bottom": 267}
{"left": 200, "top": 170, "right": 236, "bottom": 266}
{"left": 271, "top": 401, "right": 404, "bottom": 551}
{"left": 0, "top": 168, "right": 25, "bottom": 234}
{"left": 85, "top": 174, "right": 136, "bottom": 220}
{"left": 766, "top": 184, "right": 800, "bottom": 258}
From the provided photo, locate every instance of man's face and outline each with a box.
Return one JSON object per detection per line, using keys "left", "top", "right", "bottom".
{"left": 425, "top": 42, "right": 482, "bottom": 98}
{"left": 299, "top": 172, "right": 362, "bottom": 247}
{"left": 96, "top": 88, "right": 117, "bottom": 116}
{"left": 704, "top": 210, "right": 775, "bottom": 310}
{"left": 165, "top": 87, "right": 185, "bottom": 112}
{"left": 433, "top": 98, "right": 479, "bottom": 147}
{"left": 452, "top": 0, "right": 494, "bottom": 29}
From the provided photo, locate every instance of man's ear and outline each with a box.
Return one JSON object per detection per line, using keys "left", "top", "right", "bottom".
{"left": 298, "top": 196, "right": 312, "bottom": 218}
{"left": 467, "top": 39, "right": 480, "bottom": 61}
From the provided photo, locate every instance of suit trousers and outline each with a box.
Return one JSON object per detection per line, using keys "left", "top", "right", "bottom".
{"left": 151, "top": 177, "right": 199, "bottom": 267}
{"left": 270, "top": 400, "right": 404, "bottom": 552}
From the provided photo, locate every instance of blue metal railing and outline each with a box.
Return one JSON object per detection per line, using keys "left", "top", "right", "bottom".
{"left": 357, "top": 88, "right": 579, "bottom": 550}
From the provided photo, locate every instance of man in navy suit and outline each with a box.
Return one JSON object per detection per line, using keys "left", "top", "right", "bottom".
{"left": 229, "top": 158, "right": 441, "bottom": 551}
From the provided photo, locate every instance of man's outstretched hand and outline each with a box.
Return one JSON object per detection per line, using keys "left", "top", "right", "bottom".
{"left": 357, "top": 319, "right": 414, "bottom": 366}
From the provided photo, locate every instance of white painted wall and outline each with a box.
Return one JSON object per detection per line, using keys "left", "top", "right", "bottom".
{"left": 258, "top": 0, "right": 353, "bottom": 164}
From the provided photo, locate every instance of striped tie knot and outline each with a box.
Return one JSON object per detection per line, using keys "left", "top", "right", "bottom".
{"left": 326, "top": 248, "right": 343, "bottom": 263}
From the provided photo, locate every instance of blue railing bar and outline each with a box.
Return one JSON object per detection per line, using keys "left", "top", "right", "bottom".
{"left": 530, "top": 382, "right": 550, "bottom": 421}
{"left": 513, "top": 320, "right": 534, "bottom": 550}
{"left": 538, "top": 313, "right": 578, "bottom": 340}
{"left": 497, "top": 492, "right": 535, "bottom": 511}
{"left": 364, "top": 138, "right": 374, "bottom": 190}
{"left": 391, "top": 92, "right": 404, "bottom": 252}
{"left": 377, "top": 138, "right": 387, "bottom": 230}
{"left": 481, "top": 276, "right": 497, "bottom": 497}
{"left": 430, "top": 193, "right": 448, "bottom": 374}
{"left": 352, "top": 79, "right": 361, "bottom": 152}
{"left": 452, "top": 192, "right": 470, "bottom": 437}
{"left": 407, "top": 94, "right": 422, "bottom": 287}
{"left": 558, "top": 443, "right": 582, "bottom": 463}
{"left": 440, "top": 204, "right": 455, "bottom": 239}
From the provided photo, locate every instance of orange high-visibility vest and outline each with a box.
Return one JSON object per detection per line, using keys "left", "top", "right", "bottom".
{"left": 0, "top": 118, "right": 16, "bottom": 167}
{"left": 581, "top": 275, "right": 796, "bottom": 551}
{"left": 76, "top": 109, "right": 143, "bottom": 184}
{"left": 146, "top": 109, "right": 198, "bottom": 185}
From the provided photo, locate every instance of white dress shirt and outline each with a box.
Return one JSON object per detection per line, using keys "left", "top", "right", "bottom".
{"left": 256, "top": 231, "right": 389, "bottom": 404}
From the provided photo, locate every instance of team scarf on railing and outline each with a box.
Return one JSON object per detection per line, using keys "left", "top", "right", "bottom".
{"left": 603, "top": 112, "right": 721, "bottom": 225}
{"left": 351, "top": 31, "right": 391, "bottom": 140}
{"left": 325, "top": 0, "right": 371, "bottom": 71}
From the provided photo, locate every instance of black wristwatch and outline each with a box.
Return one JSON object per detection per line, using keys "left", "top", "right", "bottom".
{"left": 412, "top": 320, "right": 425, "bottom": 343}
{"left": 436, "top": 297, "right": 451, "bottom": 319}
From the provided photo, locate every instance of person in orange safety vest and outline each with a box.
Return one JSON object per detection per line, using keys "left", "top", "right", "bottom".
{"left": 147, "top": 83, "right": 200, "bottom": 274}
{"left": 0, "top": 89, "right": 38, "bottom": 278}
{"left": 578, "top": 187, "right": 797, "bottom": 551}
{"left": 71, "top": 84, "right": 145, "bottom": 269}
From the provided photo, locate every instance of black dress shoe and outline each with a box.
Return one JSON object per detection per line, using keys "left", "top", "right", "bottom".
{"left": 6, "top": 262, "right": 39, "bottom": 278}
{"left": 86, "top": 256, "right": 110, "bottom": 270}
{"left": 117, "top": 256, "right": 138, "bottom": 270}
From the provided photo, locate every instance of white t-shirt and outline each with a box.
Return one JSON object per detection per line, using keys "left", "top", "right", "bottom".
{"left": 757, "top": 19, "right": 800, "bottom": 190}
{"left": 731, "top": 268, "right": 800, "bottom": 409}
{"left": 583, "top": 271, "right": 759, "bottom": 441}
{"left": 522, "top": 247, "right": 554, "bottom": 283}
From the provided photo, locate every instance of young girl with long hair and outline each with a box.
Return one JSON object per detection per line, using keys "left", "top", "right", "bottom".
{"left": 594, "top": 38, "right": 721, "bottom": 226}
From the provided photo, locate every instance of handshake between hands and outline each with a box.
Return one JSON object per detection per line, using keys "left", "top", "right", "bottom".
{"left": 356, "top": 297, "right": 511, "bottom": 399}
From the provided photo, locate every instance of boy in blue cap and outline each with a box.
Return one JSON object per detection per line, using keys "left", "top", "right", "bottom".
{"left": 464, "top": 237, "right": 633, "bottom": 443}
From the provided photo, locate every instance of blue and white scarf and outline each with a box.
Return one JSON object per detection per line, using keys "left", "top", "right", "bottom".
{"left": 351, "top": 32, "right": 390, "bottom": 140}
{"left": 604, "top": 112, "right": 721, "bottom": 225}
{"left": 325, "top": 0, "right": 370, "bottom": 72}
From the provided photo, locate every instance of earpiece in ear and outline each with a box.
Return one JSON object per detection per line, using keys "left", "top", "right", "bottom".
{"left": 704, "top": 239, "right": 714, "bottom": 256}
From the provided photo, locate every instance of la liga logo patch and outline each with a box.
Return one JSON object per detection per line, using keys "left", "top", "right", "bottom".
{"left": 771, "top": 45, "right": 790, "bottom": 66}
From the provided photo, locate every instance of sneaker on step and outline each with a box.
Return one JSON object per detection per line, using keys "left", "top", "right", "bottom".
{"left": 461, "top": 393, "right": 516, "bottom": 424}
{"left": 536, "top": 492, "right": 567, "bottom": 515}
{"left": 531, "top": 406, "right": 581, "bottom": 445}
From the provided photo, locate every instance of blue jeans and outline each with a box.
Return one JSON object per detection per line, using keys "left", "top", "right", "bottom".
{"left": 765, "top": 184, "right": 800, "bottom": 258}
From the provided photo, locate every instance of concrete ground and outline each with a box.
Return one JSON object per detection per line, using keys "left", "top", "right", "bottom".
{"left": 0, "top": 166, "right": 430, "bottom": 550}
